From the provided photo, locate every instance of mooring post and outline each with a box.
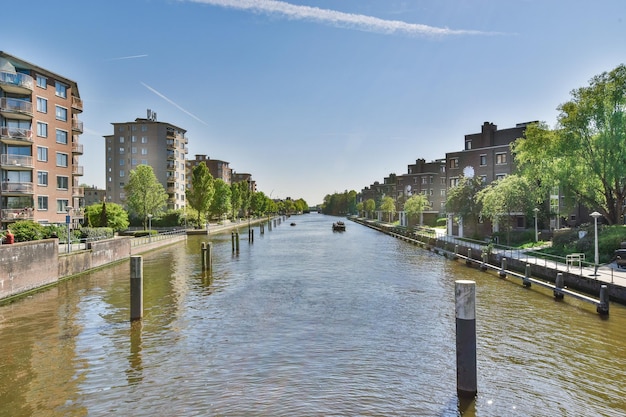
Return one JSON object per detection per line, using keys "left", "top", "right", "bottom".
{"left": 235, "top": 231, "right": 240, "bottom": 253}
{"left": 554, "top": 272, "right": 564, "bottom": 300}
{"left": 251, "top": 228, "right": 254, "bottom": 243}
{"left": 269, "top": 220, "right": 273, "bottom": 231}
{"left": 480, "top": 252, "right": 488, "bottom": 271}
{"left": 130, "top": 256, "right": 143, "bottom": 321}
{"left": 499, "top": 257, "right": 507, "bottom": 278}
{"left": 523, "top": 263, "right": 532, "bottom": 287}
{"left": 455, "top": 280, "right": 477, "bottom": 398}
{"left": 201, "top": 242, "right": 207, "bottom": 271}
{"left": 466, "top": 248, "right": 472, "bottom": 266}
{"left": 597, "top": 285, "right": 609, "bottom": 315}
{"left": 231, "top": 232, "right": 235, "bottom": 253}
{"left": 207, "top": 242, "right": 213, "bottom": 273}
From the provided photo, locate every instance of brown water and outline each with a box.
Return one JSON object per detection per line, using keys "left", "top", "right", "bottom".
{"left": 1, "top": 214, "right": 625, "bottom": 416}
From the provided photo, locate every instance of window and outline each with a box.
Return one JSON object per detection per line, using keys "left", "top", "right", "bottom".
{"left": 496, "top": 173, "right": 506, "bottom": 180}
{"left": 36, "top": 97, "right": 47, "bottom": 113}
{"left": 119, "top": 147, "right": 125, "bottom": 154}
{"left": 480, "top": 175, "right": 487, "bottom": 184}
{"left": 56, "top": 152, "right": 68, "bottom": 167}
{"left": 450, "top": 158, "right": 459, "bottom": 169}
{"left": 131, "top": 147, "right": 137, "bottom": 154}
{"left": 37, "top": 171, "right": 48, "bottom": 186}
{"left": 141, "top": 124, "right": 147, "bottom": 132}
{"left": 496, "top": 153, "right": 507, "bottom": 165}
{"left": 37, "top": 146, "right": 48, "bottom": 162}
{"left": 132, "top": 125, "right": 137, "bottom": 131}
{"left": 119, "top": 136, "right": 125, "bottom": 143}
{"left": 120, "top": 170, "right": 125, "bottom": 177}
{"left": 57, "top": 176, "right": 69, "bottom": 189}
{"left": 141, "top": 136, "right": 148, "bottom": 143}
{"left": 55, "top": 82, "right": 67, "bottom": 98}
{"left": 37, "top": 122, "right": 48, "bottom": 137}
{"left": 421, "top": 177, "right": 428, "bottom": 184}
{"left": 56, "top": 199, "right": 69, "bottom": 212}
{"left": 56, "top": 129, "right": 68, "bottom": 144}
{"left": 480, "top": 155, "right": 487, "bottom": 166}
{"left": 141, "top": 148, "right": 148, "bottom": 155}
{"left": 131, "top": 136, "right": 137, "bottom": 142}
{"left": 120, "top": 159, "right": 125, "bottom": 166}
{"left": 38, "top": 196, "right": 48, "bottom": 210}
{"left": 131, "top": 158, "right": 137, "bottom": 165}
{"left": 450, "top": 177, "right": 459, "bottom": 187}
{"left": 141, "top": 159, "right": 148, "bottom": 165}
{"left": 36, "top": 75, "right": 47, "bottom": 89}
{"left": 465, "top": 140, "right": 472, "bottom": 150}
{"left": 55, "top": 105, "right": 68, "bottom": 121}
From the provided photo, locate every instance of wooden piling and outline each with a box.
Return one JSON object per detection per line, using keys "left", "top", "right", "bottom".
{"left": 466, "top": 248, "right": 472, "bottom": 266}
{"left": 523, "top": 264, "right": 532, "bottom": 287}
{"left": 597, "top": 285, "right": 609, "bottom": 315}
{"left": 207, "top": 242, "right": 213, "bottom": 273}
{"left": 201, "top": 242, "right": 207, "bottom": 271}
{"left": 455, "top": 280, "right": 477, "bottom": 398}
{"left": 235, "top": 231, "right": 240, "bottom": 253}
{"left": 554, "top": 272, "right": 564, "bottom": 300}
{"left": 231, "top": 232, "right": 235, "bottom": 253}
{"left": 130, "top": 256, "right": 143, "bottom": 321}
{"left": 499, "top": 257, "right": 507, "bottom": 278}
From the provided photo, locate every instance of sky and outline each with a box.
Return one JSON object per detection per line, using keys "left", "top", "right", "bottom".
{"left": 5, "top": 0, "right": 625, "bottom": 205}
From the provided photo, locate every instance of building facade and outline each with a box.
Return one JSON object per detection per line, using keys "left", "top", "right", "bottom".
{"left": 104, "top": 109, "right": 188, "bottom": 210}
{"left": 186, "top": 154, "right": 231, "bottom": 186}
{"left": 0, "top": 52, "right": 84, "bottom": 228}
{"left": 396, "top": 158, "right": 447, "bottom": 226}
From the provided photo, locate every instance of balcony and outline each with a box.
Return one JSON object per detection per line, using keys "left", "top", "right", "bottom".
{"left": 0, "top": 71, "right": 34, "bottom": 94}
{"left": 166, "top": 130, "right": 176, "bottom": 138}
{"left": 166, "top": 139, "right": 176, "bottom": 149}
{"left": 1, "top": 181, "right": 34, "bottom": 195}
{"left": 72, "top": 165, "right": 84, "bottom": 176}
{"left": 166, "top": 162, "right": 176, "bottom": 171}
{"left": 0, "top": 127, "right": 33, "bottom": 145}
{"left": 72, "top": 119, "right": 83, "bottom": 133}
{"left": 1, "top": 208, "right": 34, "bottom": 222}
{"left": 67, "top": 207, "right": 84, "bottom": 220}
{"left": 72, "top": 142, "right": 84, "bottom": 154}
{"left": 72, "top": 186, "right": 84, "bottom": 197}
{"left": 0, "top": 154, "right": 34, "bottom": 169}
{"left": 0, "top": 97, "right": 33, "bottom": 120}
{"left": 166, "top": 184, "right": 176, "bottom": 193}
{"left": 71, "top": 96, "right": 83, "bottom": 113}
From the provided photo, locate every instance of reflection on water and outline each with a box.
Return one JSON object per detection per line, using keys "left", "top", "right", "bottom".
{"left": 1, "top": 214, "right": 626, "bottom": 416}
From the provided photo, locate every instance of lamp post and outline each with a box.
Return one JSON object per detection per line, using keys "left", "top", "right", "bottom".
{"left": 533, "top": 208, "right": 539, "bottom": 243}
{"left": 590, "top": 211, "right": 602, "bottom": 276}
{"left": 66, "top": 205, "right": 72, "bottom": 253}
{"left": 147, "top": 214, "right": 153, "bottom": 242}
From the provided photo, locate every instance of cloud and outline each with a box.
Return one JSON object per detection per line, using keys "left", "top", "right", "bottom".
{"left": 106, "top": 54, "right": 149, "bottom": 61}
{"left": 141, "top": 82, "right": 209, "bottom": 125}
{"left": 186, "top": 0, "right": 498, "bottom": 37}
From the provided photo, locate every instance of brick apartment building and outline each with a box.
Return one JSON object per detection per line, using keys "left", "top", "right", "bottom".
{"left": 1, "top": 51, "right": 84, "bottom": 228}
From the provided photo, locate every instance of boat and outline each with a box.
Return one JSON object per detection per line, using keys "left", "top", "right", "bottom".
{"left": 290, "top": 222, "right": 296, "bottom": 226}
{"left": 332, "top": 221, "right": 346, "bottom": 231}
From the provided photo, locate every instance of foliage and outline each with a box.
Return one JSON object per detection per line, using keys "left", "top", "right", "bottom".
{"left": 446, "top": 175, "right": 484, "bottom": 231}
{"left": 210, "top": 179, "right": 232, "bottom": 220}
{"left": 124, "top": 165, "right": 168, "bottom": 229}
{"left": 8, "top": 220, "right": 48, "bottom": 242}
{"left": 322, "top": 191, "right": 356, "bottom": 215}
{"left": 380, "top": 196, "right": 396, "bottom": 222}
{"left": 186, "top": 163, "right": 214, "bottom": 227}
{"left": 251, "top": 191, "right": 268, "bottom": 216}
{"left": 85, "top": 202, "right": 129, "bottom": 231}
{"left": 80, "top": 227, "right": 114, "bottom": 240}
{"left": 364, "top": 199, "right": 376, "bottom": 218}
{"left": 356, "top": 202, "right": 364, "bottom": 216}
{"left": 230, "top": 180, "right": 243, "bottom": 219}
{"left": 152, "top": 209, "right": 187, "bottom": 227}
{"left": 403, "top": 194, "right": 430, "bottom": 225}
{"left": 512, "top": 64, "right": 626, "bottom": 225}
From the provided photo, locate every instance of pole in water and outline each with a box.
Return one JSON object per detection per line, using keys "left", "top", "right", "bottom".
{"left": 554, "top": 272, "right": 564, "bottom": 300}
{"left": 455, "top": 280, "right": 477, "bottom": 398}
{"left": 201, "top": 242, "right": 207, "bottom": 271}
{"left": 466, "top": 248, "right": 472, "bottom": 266}
{"left": 499, "top": 257, "right": 507, "bottom": 278}
{"left": 251, "top": 228, "right": 254, "bottom": 243}
{"left": 236, "top": 231, "right": 240, "bottom": 253}
{"left": 523, "top": 264, "right": 532, "bottom": 287}
{"left": 231, "top": 232, "right": 235, "bottom": 253}
{"left": 130, "top": 256, "right": 143, "bottom": 321}
{"left": 207, "top": 242, "right": 213, "bottom": 273}
{"left": 597, "top": 285, "right": 609, "bottom": 315}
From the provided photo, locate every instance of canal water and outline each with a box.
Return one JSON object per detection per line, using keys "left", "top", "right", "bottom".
{"left": 1, "top": 214, "right": 625, "bottom": 416}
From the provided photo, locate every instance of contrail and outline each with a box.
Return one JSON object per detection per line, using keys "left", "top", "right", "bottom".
{"left": 141, "top": 82, "right": 209, "bottom": 125}
{"left": 185, "top": 0, "right": 500, "bottom": 37}
{"left": 107, "top": 54, "right": 149, "bottom": 61}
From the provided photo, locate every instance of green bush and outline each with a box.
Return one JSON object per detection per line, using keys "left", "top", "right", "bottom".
{"left": 81, "top": 227, "right": 114, "bottom": 241}
{"left": 8, "top": 220, "right": 47, "bottom": 242}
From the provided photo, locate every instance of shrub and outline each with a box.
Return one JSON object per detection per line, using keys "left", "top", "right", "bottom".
{"left": 8, "top": 220, "right": 47, "bottom": 242}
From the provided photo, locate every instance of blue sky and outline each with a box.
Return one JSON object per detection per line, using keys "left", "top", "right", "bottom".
{"left": 6, "top": 0, "right": 625, "bottom": 205}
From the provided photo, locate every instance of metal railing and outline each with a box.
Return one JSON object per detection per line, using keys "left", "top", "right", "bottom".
{"left": 0, "top": 154, "right": 34, "bottom": 168}
{"left": 130, "top": 229, "right": 187, "bottom": 247}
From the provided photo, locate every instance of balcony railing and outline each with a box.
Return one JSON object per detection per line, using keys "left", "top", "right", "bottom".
{"left": 1, "top": 181, "right": 34, "bottom": 194}
{"left": 68, "top": 207, "right": 85, "bottom": 219}
{"left": 72, "top": 165, "right": 84, "bottom": 176}
{"left": 0, "top": 154, "right": 34, "bottom": 168}
{"left": 166, "top": 139, "right": 176, "bottom": 149}
{"left": 0, "top": 97, "right": 33, "bottom": 119}
{"left": 72, "top": 186, "right": 84, "bottom": 197}
{"left": 71, "top": 96, "right": 83, "bottom": 112}
{"left": 72, "top": 143, "right": 84, "bottom": 154}
{"left": 0, "top": 126, "right": 33, "bottom": 143}
{"left": 1, "top": 208, "right": 34, "bottom": 221}
{"left": 72, "top": 119, "right": 83, "bottom": 133}
{"left": 0, "top": 71, "right": 34, "bottom": 93}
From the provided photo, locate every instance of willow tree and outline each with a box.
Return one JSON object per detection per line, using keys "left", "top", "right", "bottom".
{"left": 512, "top": 64, "right": 626, "bottom": 224}
{"left": 124, "top": 165, "right": 168, "bottom": 229}
{"left": 186, "top": 162, "right": 214, "bottom": 227}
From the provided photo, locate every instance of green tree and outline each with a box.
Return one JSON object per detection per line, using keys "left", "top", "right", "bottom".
{"left": 230, "top": 181, "right": 243, "bottom": 220}
{"left": 124, "top": 165, "right": 168, "bottom": 229}
{"left": 404, "top": 194, "right": 430, "bottom": 226}
{"left": 364, "top": 199, "right": 376, "bottom": 219}
{"left": 380, "top": 196, "right": 396, "bottom": 223}
{"left": 85, "top": 201, "right": 129, "bottom": 231}
{"left": 210, "top": 179, "right": 232, "bottom": 221}
{"left": 512, "top": 64, "right": 626, "bottom": 225}
{"left": 238, "top": 181, "right": 252, "bottom": 218}
{"left": 251, "top": 191, "right": 267, "bottom": 216}
{"left": 445, "top": 175, "right": 485, "bottom": 234}
{"left": 477, "top": 175, "right": 537, "bottom": 245}
{"left": 186, "top": 163, "right": 214, "bottom": 227}
{"left": 356, "top": 202, "right": 364, "bottom": 216}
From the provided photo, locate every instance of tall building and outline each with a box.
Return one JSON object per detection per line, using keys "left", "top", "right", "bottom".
{"left": 0, "top": 52, "right": 84, "bottom": 228}
{"left": 186, "top": 155, "right": 231, "bottom": 186}
{"left": 104, "top": 109, "right": 188, "bottom": 210}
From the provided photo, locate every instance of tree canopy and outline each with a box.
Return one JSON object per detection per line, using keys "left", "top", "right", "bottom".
{"left": 85, "top": 201, "right": 129, "bottom": 231}
{"left": 186, "top": 162, "right": 214, "bottom": 227}
{"left": 445, "top": 175, "right": 484, "bottom": 232}
{"left": 210, "top": 178, "right": 231, "bottom": 221}
{"left": 380, "top": 196, "right": 396, "bottom": 223}
{"left": 404, "top": 194, "right": 430, "bottom": 225}
{"left": 124, "top": 165, "right": 168, "bottom": 229}
{"left": 512, "top": 64, "right": 626, "bottom": 225}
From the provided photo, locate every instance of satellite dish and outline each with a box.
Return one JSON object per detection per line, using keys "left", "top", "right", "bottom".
{"left": 463, "top": 166, "right": 475, "bottom": 178}
{"left": 405, "top": 184, "right": 412, "bottom": 196}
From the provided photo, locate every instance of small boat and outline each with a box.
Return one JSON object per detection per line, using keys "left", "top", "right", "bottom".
{"left": 290, "top": 222, "right": 296, "bottom": 226}
{"left": 332, "top": 221, "right": 346, "bottom": 231}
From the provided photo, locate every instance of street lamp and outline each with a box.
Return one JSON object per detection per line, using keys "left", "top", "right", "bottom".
{"left": 66, "top": 205, "right": 73, "bottom": 253}
{"left": 590, "top": 211, "right": 602, "bottom": 276}
{"left": 147, "top": 214, "right": 153, "bottom": 242}
{"left": 533, "top": 208, "right": 539, "bottom": 243}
